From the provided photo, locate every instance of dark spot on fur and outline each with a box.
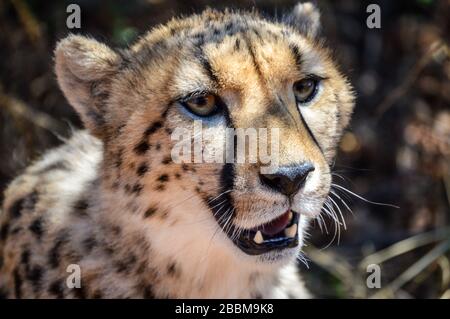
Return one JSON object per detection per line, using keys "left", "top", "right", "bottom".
{"left": 144, "top": 206, "right": 157, "bottom": 218}
{"left": 29, "top": 217, "right": 44, "bottom": 240}
{"left": 33, "top": 161, "right": 68, "bottom": 174}
{"left": 21, "top": 249, "right": 30, "bottom": 265}
{"left": 162, "top": 156, "right": 172, "bottom": 165}
{"left": 160, "top": 210, "right": 169, "bottom": 219}
{"left": 145, "top": 121, "right": 163, "bottom": 136}
{"left": 174, "top": 173, "right": 181, "bottom": 179}
{"left": 114, "top": 148, "right": 124, "bottom": 168}
{"left": 132, "top": 183, "right": 143, "bottom": 195}
{"left": 115, "top": 254, "right": 137, "bottom": 274}
{"left": 182, "top": 164, "right": 189, "bottom": 172}
{"left": 73, "top": 285, "right": 87, "bottom": 299}
{"left": 48, "top": 280, "right": 64, "bottom": 298}
{"left": 157, "top": 174, "right": 169, "bottom": 183}
{"left": 10, "top": 227, "right": 22, "bottom": 236}
{"left": 73, "top": 199, "right": 89, "bottom": 217}
{"left": 234, "top": 37, "right": 241, "bottom": 50}
{"left": 82, "top": 236, "right": 97, "bottom": 253}
{"left": 0, "top": 222, "right": 10, "bottom": 241}
{"left": 9, "top": 191, "right": 39, "bottom": 219}
{"left": 142, "top": 285, "right": 154, "bottom": 299}
{"left": 26, "top": 265, "right": 43, "bottom": 291}
{"left": 136, "top": 260, "right": 147, "bottom": 274}
{"left": 155, "top": 184, "right": 165, "bottom": 191}
{"left": 13, "top": 269, "right": 22, "bottom": 299}
{"left": 9, "top": 197, "right": 25, "bottom": 219}
{"left": 165, "top": 128, "right": 172, "bottom": 134}
{"left": 48, "top": 232, "right": 68, "bottom": 268}
{"left": 74, "top": 199, "right": 89, "bottom": 210}
{"left": 167, "top": 262, "right": 179, "bottom": 278}
{"left": 134, "top": 140, "right": 150, "bottom": 155}
{"left": 155, "top": 143, "right": 161, "bottom": 151}
{"left": 0, "top": 286, "right": 7, "bottom": 299}
{"left": 91, "top": 290, "right": 103, "bottom": 299}
{"left": 136, "top": 163, "right": 149, "bottom": 176}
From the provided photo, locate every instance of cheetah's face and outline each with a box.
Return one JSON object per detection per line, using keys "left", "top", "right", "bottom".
{"left": 55, "top": 3, "right": 354, "bottom": 264}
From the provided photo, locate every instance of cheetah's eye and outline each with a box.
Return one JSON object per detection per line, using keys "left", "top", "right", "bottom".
{"left": 182, "top": 94, "right": 217, "bottom": 117}
{"left": 293, "top": 77, "right": 319, "bottom": 104}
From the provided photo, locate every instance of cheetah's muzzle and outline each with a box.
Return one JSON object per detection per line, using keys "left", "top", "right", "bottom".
{"left": 233, "top": 210, "right": 300, "bottom": 255}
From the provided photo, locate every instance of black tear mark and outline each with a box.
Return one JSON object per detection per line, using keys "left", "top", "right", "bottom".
{"left": 299, "top": 111, "right": 323, "bottom": 154}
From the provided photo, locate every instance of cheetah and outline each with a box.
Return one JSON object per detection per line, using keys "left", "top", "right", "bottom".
{"left": 0, "top": 2, "right": 354, "bottom": 298}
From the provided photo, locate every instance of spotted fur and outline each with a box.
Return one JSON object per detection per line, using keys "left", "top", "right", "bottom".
{"left": 0, "top": 2, "right": 354, "bottom": 298}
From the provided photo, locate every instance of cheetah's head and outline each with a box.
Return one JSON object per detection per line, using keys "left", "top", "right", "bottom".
{"left": 55, "top": 3, "right": 354, "bottom": 266}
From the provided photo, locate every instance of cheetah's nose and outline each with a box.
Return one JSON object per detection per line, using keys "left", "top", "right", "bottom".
{"left": 259, "top": 163, "right": 315, "bottom": 196}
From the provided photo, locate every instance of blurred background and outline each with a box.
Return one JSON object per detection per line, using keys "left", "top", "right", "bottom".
{"left": 0, "top": 0, "right": 448, "bottom": 298}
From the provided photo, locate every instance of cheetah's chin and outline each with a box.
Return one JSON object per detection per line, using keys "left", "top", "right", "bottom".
{"left": 231, "top": 210, "right": 300, "bottom": 255}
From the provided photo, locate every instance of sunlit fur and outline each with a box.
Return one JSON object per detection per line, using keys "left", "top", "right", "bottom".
{"left": 0, "top": 3, "right": 354, "bottom": 298}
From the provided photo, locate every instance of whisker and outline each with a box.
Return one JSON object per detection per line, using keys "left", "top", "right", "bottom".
{"left": 332, "top": 183, "right": 400, "bottom": 208}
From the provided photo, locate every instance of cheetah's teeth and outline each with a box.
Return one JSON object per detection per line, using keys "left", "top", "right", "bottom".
{"left": 284, "top": 223, "right": 297, "bottom": 238}
{"left": 254, "top": 230, "right": 264, "bottom": 244}
{"left": 288, "top": 210, "right": 293, "bottom": 222}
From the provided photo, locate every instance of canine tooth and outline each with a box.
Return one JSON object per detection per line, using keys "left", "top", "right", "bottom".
{"left": 254, "top": 231, "right": 264, "bottom": 244}
{"left": 284, "top": 224, "right": 297, "bottom": 238}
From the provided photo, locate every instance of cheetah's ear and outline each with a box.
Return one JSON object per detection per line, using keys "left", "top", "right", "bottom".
{"left": 55, "top": 34, "right": 121, "bottom": 138}
{"left": 284, "top": 2, "right": 321, "bottom": 38}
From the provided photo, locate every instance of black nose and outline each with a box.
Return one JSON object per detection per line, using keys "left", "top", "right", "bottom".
{"left": 260, "top": 163, "right": 315, "bottom": 196}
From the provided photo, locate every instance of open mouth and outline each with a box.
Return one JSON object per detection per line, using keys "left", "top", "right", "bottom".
{"left": 232, "top": 210, "right": 300, "bottom": 255}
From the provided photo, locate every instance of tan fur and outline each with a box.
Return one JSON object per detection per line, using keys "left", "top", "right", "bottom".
{"left": 0, "top": 3, "right": 354, "bottom": 298}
